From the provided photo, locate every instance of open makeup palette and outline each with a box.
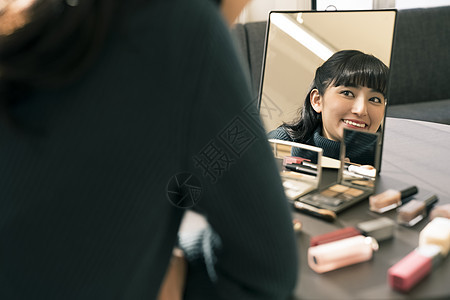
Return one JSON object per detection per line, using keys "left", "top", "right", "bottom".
{"left": 270, "top": 128, "right": 380, "bottom": 213}
{"left": 268, "top": 139, "right": 323, "bottom": 201}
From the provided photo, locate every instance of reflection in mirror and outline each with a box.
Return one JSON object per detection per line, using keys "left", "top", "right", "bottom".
{"left": 268, "top": 139, "right": 322, "bottom": 201}
{"left": 297, "top": 129, "right": 379, "bottom": 213}
{"left": 259, "top": 10, "right": 396, "bottom": 170}
{"left": 340, "top": 128, "right": 380, "bottom": 189}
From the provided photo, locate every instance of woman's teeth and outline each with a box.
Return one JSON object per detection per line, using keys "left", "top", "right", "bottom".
{"left": 343, "top": 120, "right": 366, "bottom": 128}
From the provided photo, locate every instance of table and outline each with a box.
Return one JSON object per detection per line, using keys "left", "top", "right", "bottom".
{"left": 293, "top": 118, "right": 450, "bottom": 299}
{"left": 180, "top": 118, "right": 450, "bottom": 299}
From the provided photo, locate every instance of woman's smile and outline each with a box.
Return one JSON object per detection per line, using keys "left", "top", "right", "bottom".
{"left": 311, "top": 85, "right": 385, "bottom": 141}
{"left": 342, "top": 119, "right": 368, "bottom": 129}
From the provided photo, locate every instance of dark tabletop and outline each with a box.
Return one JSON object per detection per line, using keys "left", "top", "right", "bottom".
{"left": 293, "top": 117, "right": 450, "bottom": 299}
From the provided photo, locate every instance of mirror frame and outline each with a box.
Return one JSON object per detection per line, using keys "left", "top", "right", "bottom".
{"left": 257, "top": 9, "right": 398, "bottom": 173}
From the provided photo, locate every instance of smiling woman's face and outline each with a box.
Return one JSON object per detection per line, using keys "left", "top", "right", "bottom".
{"left": 310, "top": 85, "right": 385, "bottom": 142}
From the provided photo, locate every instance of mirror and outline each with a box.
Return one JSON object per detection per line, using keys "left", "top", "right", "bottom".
{"left": 258, "top": 10, "right": 396, "bottom": 171}
{"left": 297, "top": 129, "right": 380, "bottom": 213}
{"left": 340, "top": 128, "right": 379, "bottom": 188}
{"left": 268, "top": 139, "right": 323, "bottom": 201}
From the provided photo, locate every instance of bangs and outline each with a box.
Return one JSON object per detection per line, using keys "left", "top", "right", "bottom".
{"left": 330, "top": 54, "right": 388, "bottom": 96}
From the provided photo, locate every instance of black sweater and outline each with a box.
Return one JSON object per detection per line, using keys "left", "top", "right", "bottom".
{"left": 0, "top": 0, "right": 297, "bottom": 299}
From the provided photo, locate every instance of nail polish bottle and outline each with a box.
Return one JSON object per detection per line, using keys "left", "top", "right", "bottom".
{"left": 308, "top": 235, "right": 378, "bottom": 273}
{"left": 369, "top": 186, "right": 418, "bottom": 213}
{"left": 430, "top": 203, "right": 450, "bottom": 220}
{"left": 397, "top": 194, "right": 438, "bottom": 227}
{"left": 388, "top": 244, "right": 443, "bottom": 292}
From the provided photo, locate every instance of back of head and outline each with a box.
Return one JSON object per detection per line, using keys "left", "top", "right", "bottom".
{"left": 0, "top": 0, "right": 120, "bottom": 117}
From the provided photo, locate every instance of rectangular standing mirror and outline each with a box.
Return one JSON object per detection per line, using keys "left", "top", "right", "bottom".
{"left": 259, "top": 10, "right": 397, "bottom": 173}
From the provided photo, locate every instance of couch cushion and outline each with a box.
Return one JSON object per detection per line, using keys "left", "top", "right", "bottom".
{"left": 244, "top": 22, "right": 267, "bottom": 97}
{"left": 388, "top": 6, "right": 450, "bottom": 105}
{"left": 230, "top": 23, "right": 250, "bottom": 72}
{"left": 386, "top": 99, "right": 450, "bottom": 125}
{"left": 231, "top": 21, "right": 267, "bottom": 98}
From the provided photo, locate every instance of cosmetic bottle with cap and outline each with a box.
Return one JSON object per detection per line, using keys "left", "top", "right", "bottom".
{"left": 397, "top": 194, "right": 438, "bottom": 227}
{"left": 388, "top": 244, "right": 443, "bottom": 292}
{"left": 308, "top": 235, "right": 378, "bottom": 273}
{"left": 430, "top": 203, "right": 450, "bottom": 220}
{"left": 369, "top": 186, "right": 418, "bottom": 213}
{"left": 419, "top": 217, "right": 450, "bottom": 256}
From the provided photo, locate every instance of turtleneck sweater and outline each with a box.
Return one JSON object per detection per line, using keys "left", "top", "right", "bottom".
{"left": 268, "top": 127, "right": 340, "bottom": 161}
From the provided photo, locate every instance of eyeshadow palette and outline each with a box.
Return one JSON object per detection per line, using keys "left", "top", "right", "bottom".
{"left": 299, "top": 183, "right": 373, "bottom": 213}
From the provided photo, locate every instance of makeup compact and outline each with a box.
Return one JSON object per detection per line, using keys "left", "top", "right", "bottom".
{"left": 297, "top": 129, "right": 380, "bottom": 213}
{"left": 308, "top": 235, "right": 379, "bottom": 273}
{"left": 268, "top": 139, "right": 323, "bottom": 201}
{"left": 397, "top": 194, "right": 439, "bottom": 227}
{"left": 369, "top": 186, "right": 418, "bottom": 213}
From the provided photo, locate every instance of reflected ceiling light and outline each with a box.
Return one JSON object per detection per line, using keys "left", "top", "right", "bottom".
{"left": 271, "top": 13, "right": 334, "bottom": 61}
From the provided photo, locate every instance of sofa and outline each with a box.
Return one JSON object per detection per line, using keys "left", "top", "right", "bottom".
{"left": 230, "top": 6, "right": 450, "bottom": 125}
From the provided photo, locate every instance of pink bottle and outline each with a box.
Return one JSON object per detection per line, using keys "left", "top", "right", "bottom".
{"left": 308, "top": 235, "right": 379, "bottom": 273}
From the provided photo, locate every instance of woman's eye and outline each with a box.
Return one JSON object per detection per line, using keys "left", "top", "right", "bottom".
{"left": 369, "top": 97, "right": 382, "bottom": 104}
{"left": 341, "top": 90, "right": 354, "bottom": 97}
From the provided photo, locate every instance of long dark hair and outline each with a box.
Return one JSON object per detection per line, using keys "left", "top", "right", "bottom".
{"left": 0, "top": 0, "right": 119, "bottom": 123}
{"left": 282, "top": 49, "right": 389, "bottom": 142}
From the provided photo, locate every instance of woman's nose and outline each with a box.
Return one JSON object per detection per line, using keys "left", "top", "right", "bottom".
{"left": 351, "top": 97, "right": 368, "bottom": 116}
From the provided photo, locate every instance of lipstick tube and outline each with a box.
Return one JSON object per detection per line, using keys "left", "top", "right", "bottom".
{"left": 310, "top": 227, "right": 361, "bottom": 247}
{"left": 310, "top": 218, "right": 395, "bottom": 247}
{"left": 397, "top": 194, "right": 438, "bottom": 227}
{"left": 388, "top": 244, "right": 443, "bottom": 292}
{"left": 369, "top": 186, "right": 418, "bottom": 213}
{"left": 308, "top": 235, "right": 378, "bottom": 273}
{"left": 419, "top": 217, "right": 450, "bottom": 256}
